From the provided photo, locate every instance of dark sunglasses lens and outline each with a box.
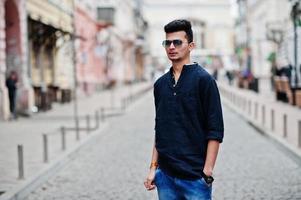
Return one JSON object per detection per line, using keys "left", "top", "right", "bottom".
{"left": 162, "top": 40, "right": 172, "bottom": 47}
{"left": 173, "top": 40, "right": 183, "bottom": 46}
{"left": 162, "top": 40, "right": 183, "bottom": 47}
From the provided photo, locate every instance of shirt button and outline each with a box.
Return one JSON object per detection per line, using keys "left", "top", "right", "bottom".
{"left": 173, "top": 84, "right": 176, "bottom": 87}
{"left": 173, "top": 92, "right": 176, "bottom": 96}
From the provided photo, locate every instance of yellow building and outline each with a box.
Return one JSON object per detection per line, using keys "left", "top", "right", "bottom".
{"left": 27, "top": 0, "right": 74, "bottom": 110}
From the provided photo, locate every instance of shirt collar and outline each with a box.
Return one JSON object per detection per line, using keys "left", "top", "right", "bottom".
{"left": 168, "top": 62, "right": 197, "bottom": 75}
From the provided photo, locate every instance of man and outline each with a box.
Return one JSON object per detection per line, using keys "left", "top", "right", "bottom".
{"left": 6, "top": 71, "right": 18, "bottom": 120}
{"left": 144, "top": 19, "right": 224, "bottom": 200}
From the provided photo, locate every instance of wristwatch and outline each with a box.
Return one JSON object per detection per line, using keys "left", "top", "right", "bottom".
{"left": 201, "top": 172, "right": 214, "bottom": 184}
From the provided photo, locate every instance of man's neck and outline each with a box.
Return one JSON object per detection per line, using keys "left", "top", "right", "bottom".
{"left": 172, "top": 58, "right": 191, "bottom": 75}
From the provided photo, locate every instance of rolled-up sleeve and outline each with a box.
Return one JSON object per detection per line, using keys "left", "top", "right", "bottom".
{"left": 204, "top": 78, "right": 224, "bottom": 143}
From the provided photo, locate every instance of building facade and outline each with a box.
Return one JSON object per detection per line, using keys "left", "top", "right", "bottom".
{"left": 95, "top": 0, "right": 149, "bottom": 85}
{"left": 235, "top": 0, "right": 301, "bottom": 87}
{"left": 74, "top": 1, "right": 108, "bottom": 94}
{"left": 0, "top": 0, "right": 32, "bottom": 120}
{"left": 27, "top": 0, "right": 74, "bottom": 110}
{"left": 143, "top": 0, "right": 235, "bottom": 70}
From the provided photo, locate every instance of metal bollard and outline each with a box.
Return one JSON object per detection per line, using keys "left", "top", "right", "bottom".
{"left": 122, "top": 98, "right": 126, "bottom": 111}
{"left": 271, "top": 109, "right": 275, "bottom": 131}
{"left": 248, "top": 100, "right": 252, "bottom": 116}
{"left": 110, "top": 88, "right": 115, "bottom": 109}
{"left": 43, "top": 134, "right": 48, "bottom": 163}
{"left": 299, "top": 120, "right": 301, "bottom": 148}
{"left": 241, "top": 98, "right": 243, "bottom": 110}
{"left": 100, "top": 107, "right": 105, "bottom": 122}
{"left": 255, "top": 102, "right": 258, "bottom": 120}
{"left": 129, "top": 95, "right": 132, "bottom": 104}
{"left": 95, "top": 110, "right": 99, "bottom": 129}
{"left": 17, "top": 145, "right": 24, "bottom": 179}
{"left": 86, "top": 115, "right": 90, "bottom": 134}
{"left": 61, "top": 127, "right": 66, "bottom": 151}
{"left": 283, "top": 114, "right": 287, "bottom": 138}
{"left": 262, "top": 105, "right": 265, "bottom": 125}
{"left": 75, "top": 118, "right": 80, "bottom": 141}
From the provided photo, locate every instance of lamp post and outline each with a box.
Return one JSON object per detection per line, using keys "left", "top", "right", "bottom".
{"left": 266, "top": 22, "right": 284, "bottom": 46}
{"left": 290, "top": 0, "right": 301, "bottom": 88}
{"left": 237, "top": 0, "right": 252, "bottom": 72}
{"left": 71, "top": 0, "right": 79, "bottom": 138}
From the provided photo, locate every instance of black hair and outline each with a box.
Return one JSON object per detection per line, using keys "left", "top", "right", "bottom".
{"left": 164, "top": 19, "right": 193, "bottom": 43}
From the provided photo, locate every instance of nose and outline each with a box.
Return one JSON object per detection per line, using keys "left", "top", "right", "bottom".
{"left": 169, "top": 42, "right": 175, "bottom": 49}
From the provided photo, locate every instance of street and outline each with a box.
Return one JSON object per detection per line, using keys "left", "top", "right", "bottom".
{"left": 24, "top": 92, "right": 301, "bottom": 200}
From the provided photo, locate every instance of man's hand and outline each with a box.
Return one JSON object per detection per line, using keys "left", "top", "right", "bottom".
{"left": 144, "top": 168, "right": 156, "bottom": 191}
{"left": 203, "top": 167, "right": 213, "bottom": 177}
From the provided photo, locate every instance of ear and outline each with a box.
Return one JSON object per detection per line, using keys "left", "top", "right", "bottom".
{"left": 188, "top": 42, "right": 195, "bottom": 51}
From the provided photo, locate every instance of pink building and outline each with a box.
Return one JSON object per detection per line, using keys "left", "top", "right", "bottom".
{"left": 75, "top": 7, "right": 107, "bottom": 94}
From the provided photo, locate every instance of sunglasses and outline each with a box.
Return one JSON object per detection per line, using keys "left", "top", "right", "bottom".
{"left": 162, "top": 39, "right": 187, "bottom": 48}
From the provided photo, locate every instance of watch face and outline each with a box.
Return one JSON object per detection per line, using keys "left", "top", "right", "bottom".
{"left": 205, "top": 176, "right": 214, "bottom": 184}
{"left": 208, "top": 176, "right": 214, "bottom": 183}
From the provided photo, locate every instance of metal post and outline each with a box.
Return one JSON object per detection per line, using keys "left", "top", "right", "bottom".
{"left": 76, "top": 121, "right": 80, "bottom": 141}
{"left": 242, "top": 98, "right": 244, "bottom": 110}
{"left": 242, "top": 98, "right": 247, "bottom": 111}
{"left": 255, "top": 102, "right": 258, "bottom": 119}
{"left": 129, "top": 83, "right": 133, "bottom": 103}
{"left": 248, "top": 100, "right": 251, "bottom": 115}
{"left": 271, "top": 109, "right": 275, "bottom": 131}
{"left": 17, "top": 145, "right": 24, "bottom": 179}
{"left": 61, "top": 127, "right": 66, "bottom": 151}
{"left": 71, "top": 0, "right": 80, "bottom": 142}
{"left": 283, "top": 114, "right": 287, "bottom": 138}
{"left": 43, "top": 134, "right": 48, "bottom": 163}
{"left": 110, "top": 87, "right": 115, "bottom": 109}
{"left": 298, "top": 120, "right": 301, "bottom": 147}
{"left": 101, "top": 107, "right": 105, "bottom": 122}
{"left": 291, "top": 2, "right": 300, "bottom": 87}
{"left": 86, "top": 115, "right": 90, "bottom": 134}
{"left": 95, "top": 110, "right": 99, "bottom": 129}
{"left": 122, "top": 98, "right": 126, "bottom": 111}
{"left": 262, "top": 105, "right": 265, "bottom": 125}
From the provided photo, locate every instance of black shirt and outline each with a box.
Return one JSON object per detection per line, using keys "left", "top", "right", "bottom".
{"left": 6, "top": 78, "right": 17, "bottom": 93}
{"left": 154, "top": 63, "right": 224, "bottom": 180}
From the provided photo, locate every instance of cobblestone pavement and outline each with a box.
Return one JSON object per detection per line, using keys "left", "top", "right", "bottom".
{"left": 0, "top": 82, "right": 150, "bottom": 193}
{"left": 24, "top": 92, "right": 301, "bottom": 200}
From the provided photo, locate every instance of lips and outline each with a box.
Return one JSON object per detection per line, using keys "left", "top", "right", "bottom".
{"left": 168, "top": 52, "right": 177, "bottom": 56}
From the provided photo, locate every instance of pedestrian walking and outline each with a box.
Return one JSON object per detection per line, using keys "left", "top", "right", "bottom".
{"left": 6, "top": 70, "right": 18, "bottom": 120}
{"left": 144, "top": 19, "right": 224, "bottom": 200}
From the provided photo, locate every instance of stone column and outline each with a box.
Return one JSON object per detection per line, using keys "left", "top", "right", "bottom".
{"left": 0, "top": 0, "right": 9, "bottom": 120}
{"left": 15, "top": 0, "right": 34, "bottom": 116}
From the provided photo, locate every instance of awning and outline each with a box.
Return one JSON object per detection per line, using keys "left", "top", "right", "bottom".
{"left": 27, "top": 0, "right": 73, "bottom": 33}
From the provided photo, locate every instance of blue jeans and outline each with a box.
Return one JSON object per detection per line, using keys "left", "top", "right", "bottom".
{"left": 155, "top": 168, "right": 212, "bottom": 200}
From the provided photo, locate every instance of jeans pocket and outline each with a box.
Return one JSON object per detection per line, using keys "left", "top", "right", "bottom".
{"left": 154, "top": 168, "right": 161, "bottom": 185}
{"left": 200, "top": 178, "right": 212, "bottom": 188}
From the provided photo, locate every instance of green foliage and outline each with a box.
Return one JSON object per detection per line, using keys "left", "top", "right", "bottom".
{"left": 267, "top": 52, "right": 276, "bottom": 63}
